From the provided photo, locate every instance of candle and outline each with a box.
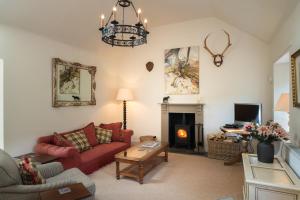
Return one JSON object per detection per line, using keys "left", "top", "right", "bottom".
{"left": 100, "top": 14, "right": 105, "bottom": 28}
{"left": 137, "top": 8, "right": 142, "bottom": 23}
{"left": 113, "top": 6, "right": 117, "bottom": 21}
{"left": 144, "top": 18, "right": 148, "bottom": 30}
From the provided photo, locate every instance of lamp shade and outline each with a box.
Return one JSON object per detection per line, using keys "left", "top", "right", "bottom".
{"left": 275, "top": 93, "right": 289, "bottom": 113}
{"left": 116, "top": 88, "right": 133, "bottom": 101}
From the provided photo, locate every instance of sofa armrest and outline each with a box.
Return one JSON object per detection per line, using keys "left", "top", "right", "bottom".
{"left": 120, "top": 129, "right": 133, "bottom": 145}
{"left": 0, "top": 181, "right": 77, "bottom": 194}
{"left": 36, "top": 162, "right": 64, "bottom": 179}
{"left": 35, "top": 143, "right": 80, "bottom": 159}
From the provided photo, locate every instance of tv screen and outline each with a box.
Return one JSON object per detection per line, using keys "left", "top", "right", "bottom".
{"left": 234, "top": 104, "right": 262, "bottom": 124}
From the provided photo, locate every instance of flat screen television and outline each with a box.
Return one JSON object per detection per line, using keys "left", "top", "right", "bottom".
{"left": 234, "top": 103, "right": 262, "bottom": 125}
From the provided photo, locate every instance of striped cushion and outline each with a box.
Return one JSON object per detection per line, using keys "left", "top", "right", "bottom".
{"left": 95, "top": 127, "right": 112, "bottom": 144}
{"left": 64, "top": 130, "right": 91, "bottom": 152}
{"left": 18, "top": 157, "right": 45, "bottom": 185}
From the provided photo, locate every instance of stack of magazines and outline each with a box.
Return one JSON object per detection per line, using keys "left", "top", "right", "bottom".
{"left": 141, "top": 141, "right": 160, "bottom": 148}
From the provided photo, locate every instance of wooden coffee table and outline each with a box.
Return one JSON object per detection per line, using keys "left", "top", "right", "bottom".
{"left": 115, "top": 142, "right": 168, "bottom": 184}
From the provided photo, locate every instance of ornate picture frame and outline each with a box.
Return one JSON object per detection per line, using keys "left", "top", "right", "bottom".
{"left": 52, "top": 58, "right": 96, "bottom": 107}
{"left": 291, "top": 49, "right": 300, "bottom": 108}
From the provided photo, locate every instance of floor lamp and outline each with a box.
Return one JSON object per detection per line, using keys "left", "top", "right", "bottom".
{"left": 116, "top": 88, "right": 133, "bottom": 130}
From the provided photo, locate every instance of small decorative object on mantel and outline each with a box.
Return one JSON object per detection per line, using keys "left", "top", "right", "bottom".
{"left": 52, "top": 58, "right": 96, "bottom": 107}
{"left": 146, "top": 61, "right": 154, "bottom": 72}
{"left": 98, "top": 0, "right": 149, "bottom": 47}
{"left": 291, "top": 49, "right": 300, "bottom": 107}
{"left": 244, "top": 122, "right": 288, "bottom": 163}
{"left": 204, "top": 30, "right": 232, "bottom": 67}
{"left": 163, "top": 96, "right": 170, "bottom": 103}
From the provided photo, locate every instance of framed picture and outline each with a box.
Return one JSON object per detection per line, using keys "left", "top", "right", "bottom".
{"left": 164, "top": 46, "right": 199, "bottom": 95}
{"left": 291, "top": 49, "right": 300, "bottom": 108}
{"left": 52, "top": 58, "right": 96, "bottom": 107}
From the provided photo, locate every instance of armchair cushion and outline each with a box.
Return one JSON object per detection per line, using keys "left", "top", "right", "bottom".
{"left": 36, "top": 162, "right": 64, "bottom": 179}
{"left": 0, "top": 149, "right": 22, "bottom": 187}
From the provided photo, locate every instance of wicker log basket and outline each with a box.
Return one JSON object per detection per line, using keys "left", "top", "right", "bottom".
{"left": 207, "top": 133, "right": 241, "bottom": 161}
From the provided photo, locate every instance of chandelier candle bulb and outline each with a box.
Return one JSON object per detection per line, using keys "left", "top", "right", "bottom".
{"left": 137, "top": 8, "right": 142, "bottom": 22}
{"left": 100, "top": 14, "right": 105, "bottom": 28}
{"left": 144, "top": 19, "right": 148, "bottom": 30}
{"left": 113, "top": 6, "right": 117, "bottom": 20}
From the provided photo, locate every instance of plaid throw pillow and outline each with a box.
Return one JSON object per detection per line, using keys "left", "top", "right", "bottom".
{"left": 18, "top": 157, "right": 45, "bottom": 185}
{"left": 64, "top": 130, "right": 91, "bottom": 152}
{"left": 95, "top": 127, "right": 112, "bottom": 144}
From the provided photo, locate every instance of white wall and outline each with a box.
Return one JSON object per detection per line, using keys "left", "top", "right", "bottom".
{"left": 271, "top": 2, "right": 300, "bottom": 147}
{"left": 103, "top": 18, "right": 273, "bottom": 148}
{"left": 0, "top": 25, "right": 120, "bottom": 156}
{"left": 273, "top": 62, "right": 290, "bottom": 131}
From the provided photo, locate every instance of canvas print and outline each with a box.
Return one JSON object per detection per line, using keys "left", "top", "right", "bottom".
{"left": 164, "top": 46, "right": 199, "bottom": 94}
{"left": 59, "top": 66, "right": 80, "bottom": 94}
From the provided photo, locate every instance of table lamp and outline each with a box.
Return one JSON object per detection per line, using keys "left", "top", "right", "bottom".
{"left": 116, "top": 88, "right": 133, "bottom": 130}
{"left": 275, "top": 93, "right": 289, "bottom": 113}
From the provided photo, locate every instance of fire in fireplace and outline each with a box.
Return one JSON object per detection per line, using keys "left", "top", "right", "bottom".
{"left": 175, "top": 124, "right": 191, "bottom": 148}
{"left": 169, "top": 113, "right": 195, "bottom": 150}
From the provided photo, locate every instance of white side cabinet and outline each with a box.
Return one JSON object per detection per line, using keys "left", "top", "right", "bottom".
{"left": 242, "top": 154, "right": 300, "bottom": 200}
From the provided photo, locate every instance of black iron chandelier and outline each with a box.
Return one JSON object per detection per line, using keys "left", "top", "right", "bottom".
{"left": 99, "top": 0, "right": 149, "bottom": 47}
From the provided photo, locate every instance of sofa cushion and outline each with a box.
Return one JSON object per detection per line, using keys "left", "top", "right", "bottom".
{"left": 0, "top": 149, "right": 22, "bottom": 187}
{"left": 18, "top": 157, "right": 45, "bottom": 185}
{"left": 53, "top": 133, "right": 74, "bottom": 147}
{"left": 64, "top": 130, "right": 91, "bottom": 153}
{"left": 99, "top": 122, "right": 123, "bottom": 142}
{"left": 95, "top": 127, "right": 112, "bottom": 144}
{"left": 83, "top": 123, "right": 98, "bottom": 147}
{"left": 46, "top": 167, "right": 95, "bottom": 196}
{"left": 80, "top": 142, "right": 128, "bottom": 164}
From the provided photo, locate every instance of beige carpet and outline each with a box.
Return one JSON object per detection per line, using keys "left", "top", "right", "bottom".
{"left": 89, "top": 153, "right": 244, "bottom": 200}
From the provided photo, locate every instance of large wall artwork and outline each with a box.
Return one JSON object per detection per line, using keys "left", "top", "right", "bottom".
{"left": 164, "top": 46, "right": 199, "bottom": 95}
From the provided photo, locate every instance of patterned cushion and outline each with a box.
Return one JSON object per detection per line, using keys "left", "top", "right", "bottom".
{"left": 18, "top": 157, "right": 45, "bottom": 185}
{"left": 95, "top": 127, "right": 112, "bottom": 144}
{"left": 64, "top": 130, "right": 91, "bottom": 152}
{"left": 53, "top": 132, "right": 74, "bottom": 147}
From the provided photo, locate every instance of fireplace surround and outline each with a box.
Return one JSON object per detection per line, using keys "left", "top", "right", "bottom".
{"left": 161, "top": 103, "right": 204, "bottom": 152}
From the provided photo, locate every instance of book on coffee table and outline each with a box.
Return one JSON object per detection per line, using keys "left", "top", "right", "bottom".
{"left": 141, "top": 141, "right": 160, "bottom": 148}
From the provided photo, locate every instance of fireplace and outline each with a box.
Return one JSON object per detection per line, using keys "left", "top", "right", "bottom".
{"left": 169, "top": 113, "right": 195, "bottom": 150}
{"left": 161, "top": 103, "right": 204, "bottom": 154}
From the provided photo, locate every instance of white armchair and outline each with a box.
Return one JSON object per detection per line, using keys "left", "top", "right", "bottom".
{"left": 0, "top": 149, "right": 95, "bottom": 200}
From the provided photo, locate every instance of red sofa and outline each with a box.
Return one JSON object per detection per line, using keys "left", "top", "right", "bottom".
{"left": 34, "top": 122, "right": 133, "bottom": 174}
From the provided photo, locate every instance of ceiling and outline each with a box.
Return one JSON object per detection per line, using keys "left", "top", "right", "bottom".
{"left": 0, "top": 0, "right": 299, "bottom": 51}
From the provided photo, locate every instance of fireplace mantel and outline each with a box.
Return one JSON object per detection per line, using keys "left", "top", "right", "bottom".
{"left": 161, "top": 103, "right": 204, "bottom": 148}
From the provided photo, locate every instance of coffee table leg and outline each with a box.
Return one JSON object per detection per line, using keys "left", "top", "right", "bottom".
{"left": 116, "top": 161, "right": 120, "bottom": 180}
{"left": 139, "top": 163, "right": 144, "bottom": 184}
{"left": 165, "top": 148, "right": 168, "bottom": 162}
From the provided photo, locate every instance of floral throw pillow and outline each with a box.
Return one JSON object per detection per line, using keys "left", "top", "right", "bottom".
{"left": 18, "top": 157, "right": 45, "bottom": 185}
{"left": 95, "top": 127, "right": 112, "bottom": 144}
{"left": 64, "top": 130, "right": 91, "bottom": 152}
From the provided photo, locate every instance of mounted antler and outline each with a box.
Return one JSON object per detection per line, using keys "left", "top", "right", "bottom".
{"left": 204, "top": 30, "right": 232, "bottom": 67}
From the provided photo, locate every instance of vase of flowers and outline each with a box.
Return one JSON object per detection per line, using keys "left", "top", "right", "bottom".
{"left": 244, "top": 122, "right": 288, "bottom": 163}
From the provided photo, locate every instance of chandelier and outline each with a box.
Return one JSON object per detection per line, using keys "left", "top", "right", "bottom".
{"left": 99, "top": 0, "right": 149, "bottom": 47}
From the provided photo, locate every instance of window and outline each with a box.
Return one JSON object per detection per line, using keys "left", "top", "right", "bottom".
{"left": 0, "top": 59, "right": 3, "bottom": 149}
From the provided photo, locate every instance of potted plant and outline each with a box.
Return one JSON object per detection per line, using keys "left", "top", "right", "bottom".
{"left": 244, "top": 122, "right": 288, "bottom": 163}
